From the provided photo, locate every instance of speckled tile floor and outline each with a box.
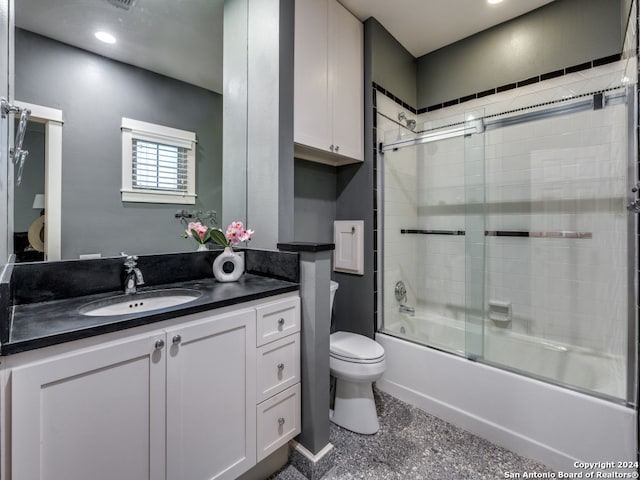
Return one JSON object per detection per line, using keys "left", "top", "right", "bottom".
{"left": 269, "top": 389, "right": 552, "bottom": 480}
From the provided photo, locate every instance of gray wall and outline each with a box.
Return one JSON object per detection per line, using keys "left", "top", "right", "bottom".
{"left": 329, "top": 19, "right": 377, "bottom": 338}
{"left": 417, "top": 0, "right": 622, "bottom": 108}
{"left": 294, "top": 159, "right": 336, "bottom": 243}
{"left": 13, "top": 121, "right": 44, "bottom": 233}
{"left": 15, "top": 29, "right": 222, "bottom": 259}
{"left": 369, "top": 17, "right": 417, "bottom": 106}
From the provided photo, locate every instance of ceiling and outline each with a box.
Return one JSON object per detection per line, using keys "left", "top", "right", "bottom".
{"left": 15, "top": 0, "right": 224, "bottom": 93}
{"left": 15, "top": 0, "right": 555, "bottom": 94}
{"left": 340, "top": 0, "right": 556, "bottom": 58}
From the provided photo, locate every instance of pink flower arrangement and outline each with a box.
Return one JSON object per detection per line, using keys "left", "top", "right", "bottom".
{"left": 186, "top": 220, "right": 253, "bottom": 250}
{"left": 185, "top": 221, "right": 211, "bottom": 245}
{"left": 225, "top": 221, "right": 254, "bottom": 245}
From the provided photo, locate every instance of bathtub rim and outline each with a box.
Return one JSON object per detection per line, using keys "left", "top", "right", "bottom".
{"left": 378, "top": 325, "right": 630, "bottom": 407}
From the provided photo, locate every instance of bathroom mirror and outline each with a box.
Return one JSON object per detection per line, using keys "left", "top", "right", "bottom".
{"left": 10, "top": 0, "right": 235, "bottom": 261}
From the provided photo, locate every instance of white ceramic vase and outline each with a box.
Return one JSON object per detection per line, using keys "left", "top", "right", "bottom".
{"left": 212, "top": 247, "right": 244, "bottom": 282}
{"left": 197, "top": 243, "right": 208, "bottom": 252}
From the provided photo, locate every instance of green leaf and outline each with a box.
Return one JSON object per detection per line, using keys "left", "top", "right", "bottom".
{"left": 209, "top": 228, "right": 230, "bottom": 248}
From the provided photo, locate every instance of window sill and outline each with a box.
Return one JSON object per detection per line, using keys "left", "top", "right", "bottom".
{"left": 121, "top": 190, "right": 197, "bottom": 205}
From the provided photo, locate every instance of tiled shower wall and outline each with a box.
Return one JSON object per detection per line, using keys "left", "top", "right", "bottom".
{"left": 381, "top": 59, "right": 633, "bottom": 357}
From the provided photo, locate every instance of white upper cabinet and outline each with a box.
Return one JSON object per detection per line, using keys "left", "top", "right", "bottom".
{"left": 294, "top": 0, "right": 364, "bottom": 166}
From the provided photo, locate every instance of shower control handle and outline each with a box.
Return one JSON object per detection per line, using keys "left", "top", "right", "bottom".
{"left": 329, "top": 144, "right": 334, "bottom": 152}
{"left": 335, "top": 145, "right": 340, "bottom": 153}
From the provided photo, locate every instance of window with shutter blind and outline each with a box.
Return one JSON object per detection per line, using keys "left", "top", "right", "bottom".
{"left": 121, "top": 118, "right": 197, "bottom": 204}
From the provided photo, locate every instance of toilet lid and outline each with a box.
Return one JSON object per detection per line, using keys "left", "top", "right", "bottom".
{"left": 330, "top": 332, "right": 385, "bottom": 362}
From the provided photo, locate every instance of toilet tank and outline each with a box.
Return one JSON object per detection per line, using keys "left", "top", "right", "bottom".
{"left": 330, "top": 281, "right": 339, "bottom": 312}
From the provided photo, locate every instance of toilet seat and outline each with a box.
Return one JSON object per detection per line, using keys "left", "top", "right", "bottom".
{"left": 330, "top": 332, "right": 385, "bottom": 363}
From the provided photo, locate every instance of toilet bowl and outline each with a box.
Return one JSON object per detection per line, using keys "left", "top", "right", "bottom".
{"left": 329, "top": 281, "right": 386, "bottom": 434}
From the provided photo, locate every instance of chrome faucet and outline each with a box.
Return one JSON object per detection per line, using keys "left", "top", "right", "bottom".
{"left": 122, "top": 254, "right": 145, "bottom": 294}
{"left": 399, "top": 304, "right": 415, "bottom": 316}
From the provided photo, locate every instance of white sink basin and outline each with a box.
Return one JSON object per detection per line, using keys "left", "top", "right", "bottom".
{"left": 79, "top": 289, "right": 202, "bottom": 316}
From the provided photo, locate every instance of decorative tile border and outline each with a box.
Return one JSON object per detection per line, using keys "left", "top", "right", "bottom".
{"left": 373, "top": 53, "right": 621, "bottom": 115}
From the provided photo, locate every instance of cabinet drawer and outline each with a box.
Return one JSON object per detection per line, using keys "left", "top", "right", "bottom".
{"left": 256, "top": 384, "right": 301, "bottom": 462}
{"left": 257, "top": 333, "right": 300, "bottom": 402}
{"left": 256, "top": 297, "right": 300, "bottom": 346}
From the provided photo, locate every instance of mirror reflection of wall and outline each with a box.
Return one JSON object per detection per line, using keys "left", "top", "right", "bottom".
{"left": 14, "top": 28, "right": 222, "bottom": 259}
{"left": 12, "top": 120, "right": 45, "bottom": 262}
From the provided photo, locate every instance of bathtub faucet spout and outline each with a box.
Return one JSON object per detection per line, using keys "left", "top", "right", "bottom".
{"left": 399, "top": 304, "right": 415, "bottom": 316}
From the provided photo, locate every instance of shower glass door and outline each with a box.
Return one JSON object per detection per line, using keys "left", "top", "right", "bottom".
{"left": 378, "top": 67, "right": 634, "bottom": 403}
{"left": 478, "top": 84, "right": 633, "bottom": 402}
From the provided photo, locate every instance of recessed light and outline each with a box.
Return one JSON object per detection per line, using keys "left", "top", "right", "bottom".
{"left": 95, "top": 31, "right": 116, "bottom": 44}
{"left": 487, "top": 0, "right": 503, "bottom": 4}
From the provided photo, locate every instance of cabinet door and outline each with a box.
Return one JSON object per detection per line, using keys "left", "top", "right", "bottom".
{"left": 166, "top": 309, "right": 256, "bottom": 480}
{"left": 294, "top": 0, "right": 331, "bottom": 153}
{"left": 11, "top": 332, "right": 167, "bottom": 480}
{"left": 329, "top": 0, "right": 364, "bottom": 162}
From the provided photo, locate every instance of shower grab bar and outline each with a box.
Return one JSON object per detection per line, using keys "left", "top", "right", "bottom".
{"left": 400, "top": 229, "right": 592, "bottom": 239}
{"left": 400, "top": 229, "right": 466, "bottom": 236}
{"left": 485, "top": 230, "right": 592, "bottom": 239}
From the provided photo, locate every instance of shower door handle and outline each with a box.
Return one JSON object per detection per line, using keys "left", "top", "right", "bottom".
{"left": 628, "top": 182, "right": 640, "bottom": 212}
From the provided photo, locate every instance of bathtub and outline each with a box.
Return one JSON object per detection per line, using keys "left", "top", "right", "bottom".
{"left": 378, "top": 313, "right": 636, "bottom": 472}
{"left": 385, "top": 313, "right": 625, "bottom": 399}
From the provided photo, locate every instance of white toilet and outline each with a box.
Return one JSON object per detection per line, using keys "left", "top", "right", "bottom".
{"left": 329, "top": 281, "right": 386, "bottom": 434}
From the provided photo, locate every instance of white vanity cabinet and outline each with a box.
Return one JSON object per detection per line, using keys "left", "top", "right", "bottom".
{"left": 255, "top": 297, "right": 301, "bottom": 461}
{"left": 294, "top": 0, "right": 363, "bottom": 166}
{"left": 165, "top": 309, "right": 257, "bottom": 480}
{"left": 6, "top": 293, "right": 301, "bottom": 480}
{"left": 11, "top": 331, "right": 168, "bottom": 480}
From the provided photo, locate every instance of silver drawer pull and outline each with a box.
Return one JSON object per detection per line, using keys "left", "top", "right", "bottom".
{"left": 277, "top": 318, "right": 285, "bottom": 327}
{"left": 172, "top": 335, "right": 182, "bottom": 345}
{"left": 277, "top": 363, "right": 285, "bottom": 370}
{"left": 154, "top": 339, "right": 165, "bottom": 350}
{"left": 278, "top": 417, "right": 285, "bottom": 426}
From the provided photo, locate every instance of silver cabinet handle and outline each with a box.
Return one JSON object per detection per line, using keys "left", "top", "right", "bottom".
{"left": 278, "top": 417, "right": 285, "bottom": 426}
{"left": 277, "top": 363, "right": 285, "bottom": 370}
{"left": 172, "top": 335, "right": 182, "bottom": 345}
{"left": 277, "top": 318, "right": 285, "bottom": 326}
{"left": 154, "top": 339, "right": 165, "bottom": 350}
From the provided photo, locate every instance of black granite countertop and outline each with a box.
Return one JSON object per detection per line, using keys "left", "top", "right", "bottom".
{"left": 4, "top": 274, "right": 298, "bottom": 355}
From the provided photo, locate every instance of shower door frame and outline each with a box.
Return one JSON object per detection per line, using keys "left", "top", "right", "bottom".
{"left": 626, "top": 84, "right": 638, "bottom": 408}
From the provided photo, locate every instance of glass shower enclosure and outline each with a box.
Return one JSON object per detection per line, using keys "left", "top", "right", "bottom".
{"left": 379, "top": 67, "right": 636, "bottom": 404}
